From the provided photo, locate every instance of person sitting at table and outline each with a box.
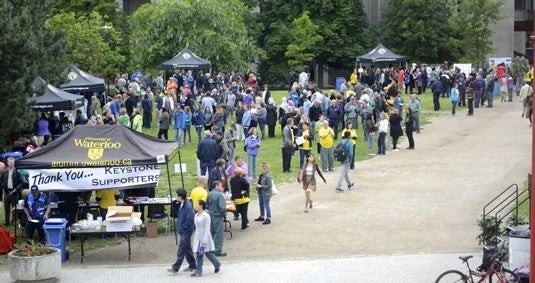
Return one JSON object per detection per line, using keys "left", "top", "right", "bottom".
{"left": 23, "top": 185, "right": 51, "bottom": 243}
{"left": 95, "top": 189, "right": 120, "bottom": 220}
{"left": 206, "top": 181, "right": 227, "bottom": 257}
{"left": 230, "top": 168, "right": 250, "bottom": 231}
{"left": 190, "top": 176, "right": 208, "bottom": 212}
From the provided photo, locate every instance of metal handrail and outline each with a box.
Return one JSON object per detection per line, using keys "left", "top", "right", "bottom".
{"left": 483, "top": 183, "right": 519, "bottom": 222}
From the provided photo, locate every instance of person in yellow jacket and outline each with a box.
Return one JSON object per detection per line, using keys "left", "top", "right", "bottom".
{"left": 132, "top": 109, "right": 143, "bottom": 132}
{"left": 318, "top": 120, "right": 335, "bottom": 172}
{"left": 95, "top": 189, "right": 120, "bottom": 220}
{"left": 341, "top": 121, "right": 358, "bottom": 169}
{"left": 524, "top": 67, "right": 533, "bottom": 85}
{"left": 190, "top": 176, "right": 208, "bottom": 211}
{"left": 298, "top": 122, "right": 313, "bottom": 168}
{"left": 349, "top": 68, "right": 358, "bottom": 85}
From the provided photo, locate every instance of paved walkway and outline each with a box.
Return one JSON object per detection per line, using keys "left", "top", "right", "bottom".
{"left": 0, "top": 252, "right": 483, "bottom": 282}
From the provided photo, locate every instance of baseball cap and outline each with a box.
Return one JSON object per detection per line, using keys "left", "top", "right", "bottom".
{"left": 30, "top": 185, "right": 39, "bottom": 192}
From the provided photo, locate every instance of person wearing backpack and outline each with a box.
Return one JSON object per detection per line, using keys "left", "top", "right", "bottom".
{"left": 334, "top": 131, "right": 354, "bottom": 193}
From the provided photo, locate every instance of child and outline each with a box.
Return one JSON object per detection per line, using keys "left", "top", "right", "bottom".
{"left": 377, "top": 112, "right": 389, "bottom": 155}
{"left": 365, "top": 115, "right": 377, "bottom": 156}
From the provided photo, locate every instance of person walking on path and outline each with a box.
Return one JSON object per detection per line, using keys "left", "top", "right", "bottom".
{"left": 319, "top": 120, "right": 335, "bottom": 172}
{"left": 389, "top": 109, "right": 403, "bottom": 152}
{"left": 334, "top": 131, "right": 354, "bottom": 193}
{"left": 341, "top": 121, "right": 358, "bottom": 170}
{"left": 405, "top": 108, "right": 415, "bottom": 150}
{"left": 297, "top": 154, "right": 326, "bottom": 212}
{"left": 206, "top": 181, "right": 227, "bottom": 257}
{"left": 254, "top": 162, "right": 273, "bottom": 224}
{"left": 190, "top": 200, "right": 221, "bottom": 277}
{"left": 450, "top": 83, "right": 459, "bottom": 116}
{"left": 168, "top": 188, "right": 197, "bottom": 274}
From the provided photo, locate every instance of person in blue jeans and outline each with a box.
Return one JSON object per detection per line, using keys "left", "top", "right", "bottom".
{"left": 254, "top": 162, "right": 273, "bottom": 224}
{"left": 377, "top": 112, "right": 389, "bottom": 155}
{"left": 244, "top": 127, "right": 261, "bottom": 179}
{"left": 191, "top": 200, "right": 221, "bottom": 277}
{"left": 168, "top": 188, "right": 197, "bottom": 274}
{"left": 335, "top": 131, "right": 354, "bottom": 193}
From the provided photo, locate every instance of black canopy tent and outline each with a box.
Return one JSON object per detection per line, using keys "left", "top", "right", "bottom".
{"left": 16, "top": 124, "right": 183, "bottom": 243}
{"left": 30, "top": 78, "right": 85, "bottom": 111}
{"left": 356, "top": 43, "right": 406, "bottom": 64}
{"left": 161, "top": 48, "right": 211, "bottom": 70}
{"left": 60, "top": 65, "right": 106, "bottom": 93}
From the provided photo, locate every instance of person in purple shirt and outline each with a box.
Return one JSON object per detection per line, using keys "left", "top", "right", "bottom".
{"left": 225, "top": 155, "right": 248, "bottom": 180}
{"left": 244, "top": 127, "right": 261, "bottom": 179}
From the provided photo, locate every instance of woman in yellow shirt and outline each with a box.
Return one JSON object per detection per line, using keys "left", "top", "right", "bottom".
{"left": 341, "top": 121, "right": 358, "bottom": 169}
{"left": 349, "top": 69, "right": 358, "bottom": 85}
{"left": 95, "top": 189, "right": 120, "bottom": 220}
{"left": 298, "top": 122, "right": 313, "bottom": 168}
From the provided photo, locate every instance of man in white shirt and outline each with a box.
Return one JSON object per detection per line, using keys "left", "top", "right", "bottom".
{"left": 299, "top": 71, "right": 309, "bottom": 87}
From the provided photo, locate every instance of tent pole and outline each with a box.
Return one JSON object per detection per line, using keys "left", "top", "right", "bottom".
{"left": 177, "top": 150, "right": 185, "bottom": 189}
{"left": 165, "top": 161, "right": 177, "bottom": 245}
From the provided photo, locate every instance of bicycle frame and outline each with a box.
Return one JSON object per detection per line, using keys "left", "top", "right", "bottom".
{"left": 466, "top": 261, "right": 511, "bottom": 283}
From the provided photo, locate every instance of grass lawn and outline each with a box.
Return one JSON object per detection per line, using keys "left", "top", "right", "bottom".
{"left": 0, "top": 88, "right": 457, "bottom": 263}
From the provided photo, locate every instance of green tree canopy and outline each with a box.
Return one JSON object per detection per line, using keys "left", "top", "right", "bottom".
{"left": 0, "top": 0, "right": 63, "bottom": 148}
{"left": 449, "top": 0, "right": 502, "bottom": 67}
{"left": 256, "top": 0, "right": 371, "bottom": 85}
{"left": 382, "top": 0, "right": 455, "bottom": 63}
{"left": 284, "top": 12, "right": 323, "bottom": 71}
{"left": 129, "top": 0, "right": 260, "bottom": 72}
{"left": 47, "top": 11, "right": 125, "bottom": 79}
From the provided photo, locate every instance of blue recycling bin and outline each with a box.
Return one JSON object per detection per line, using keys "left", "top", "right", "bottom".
{"left": 43, "top": 218, "right": 68, "bottom": 262}
{"left": 335, "top": 77, "right": 345, "bottom": 91}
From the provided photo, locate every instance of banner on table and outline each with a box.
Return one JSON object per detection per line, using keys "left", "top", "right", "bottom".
{"left": 28, "top": 165, "right": 161, "bottom": 191}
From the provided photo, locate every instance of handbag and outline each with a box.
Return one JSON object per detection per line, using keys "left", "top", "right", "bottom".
{"left": 297, "top": 169, "right": 304, "bottom": 183}
{"left": 271, "top": 180, "right": 278, "bottom": 195}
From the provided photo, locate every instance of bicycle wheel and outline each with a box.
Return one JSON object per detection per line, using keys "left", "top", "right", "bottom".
{"left": 435, "top": 270, "right": 468, "bottom": 283}
{"left": 489, "top": 268, "right": 520, "bottom": 283}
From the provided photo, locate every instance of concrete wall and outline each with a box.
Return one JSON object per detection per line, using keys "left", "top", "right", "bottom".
{"left": 488, "top": 1, "right": 515, "bottom": 58}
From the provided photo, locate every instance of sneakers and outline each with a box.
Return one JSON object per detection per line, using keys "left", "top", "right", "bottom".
{"left": 233, "top": 216, "right": 239, "bottom": 221}
{"left": 348, "top": 183, "right": 355, "bottom": 190}
{"left": 214, "top": 252, "right": 227, "bottom": 257}
{"left": 241, "top": 228, "right": 248, "bottom": 231}
{"left": 254, "top": 217, "right": 265, "bottom": 222}
{"left": 167, "top": 268, "right": 178, "bottom": 274}
{"left": 262, "top": 219, "right": 271, "bottom": 225}
{"left": 183, "top": 267, "right": 196, "bottom": 272}
{"left": 335, "top": 188, "right": 344, "bottom": 193}
{"left": 215, "top": 268, "right": 220, "bottom": 273}
{"left": 393, "top": 148, "right": 399, "bottom": 152}
{"left": 191, "top": 273, "right": 202, "bottom": 277}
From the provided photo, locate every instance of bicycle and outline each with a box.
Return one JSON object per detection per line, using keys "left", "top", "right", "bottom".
{"left": 435, "top": 250, "right": 519, "bottom": 283}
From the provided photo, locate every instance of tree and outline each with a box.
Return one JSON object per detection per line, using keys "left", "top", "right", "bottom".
{"left": 382, "top": 0, "right": 456, "bottom": 63}
{"left": 511, "top": 56, "right": 530, "bottom": 80}
{"left": 449, "top": 0, "right": 502, "bottom": 67}
{"left": 284, "top": 12, "right": 323, "bottom": 71}
{"left": 0, "top": 0, "right": 64, "bottom": 148}
{"left": 256, "top": 0, "right": 371, "bottom": 86}
{"left": 129, "top": 0, "right": 261, "bottom": 73}
{"left": 46, "top": 11, "right": 125, "bottom": 80}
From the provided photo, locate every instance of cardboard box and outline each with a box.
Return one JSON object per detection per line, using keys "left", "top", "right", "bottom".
{"left": 146, "top": 221, "right": 158, "bottom": 238}
{"left": 105, "top": 206, "right": 142, "bottom": 232}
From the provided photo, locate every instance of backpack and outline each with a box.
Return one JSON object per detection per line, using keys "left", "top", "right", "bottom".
{"left": 0, "top": 225, "right": 15, "bottom": 254}
{"left": 333, "top": 140, "right": 348, "bottom": 162}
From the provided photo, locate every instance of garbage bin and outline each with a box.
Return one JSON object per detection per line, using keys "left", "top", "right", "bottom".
{"left": 43, "top": 218, "right": 68, "bottom": 262}
{"left": 509, "top": 225, "right": 530, "bottom": 271}
{"left": 335, "top": 77, "right": 345, "bottom": 91}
